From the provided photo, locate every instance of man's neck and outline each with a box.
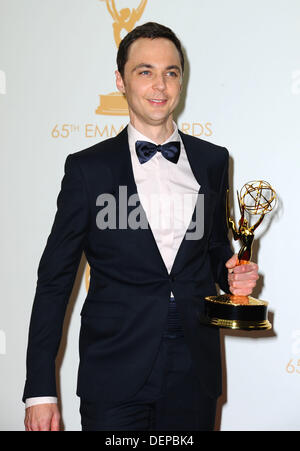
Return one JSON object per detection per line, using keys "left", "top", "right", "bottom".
{"left": 129, "top": 118, "right": 175, "bottom": 144}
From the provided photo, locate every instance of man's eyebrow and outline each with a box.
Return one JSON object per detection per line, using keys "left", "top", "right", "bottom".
{"left": 165, "top": 65, "right": 181, "bottom": 72}
{"left": 131, "top": 63, "right": 154, "bottom": 73}
{"left": 131, "top": 64, "right": 182, "bottom": 73}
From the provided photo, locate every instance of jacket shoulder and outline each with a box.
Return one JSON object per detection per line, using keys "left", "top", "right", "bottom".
{"left": 63, "top": 128, "right": 127, "bottom": 178}
{"left": 70, "top": 133, "right": 124, "bottom": 163}
{"left": 179, "top": 131, "right": 228, "bottom": 157}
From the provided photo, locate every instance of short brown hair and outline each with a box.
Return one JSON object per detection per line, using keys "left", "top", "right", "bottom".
{"left": 117, "top": 22, "right": 185, "bottom": 77}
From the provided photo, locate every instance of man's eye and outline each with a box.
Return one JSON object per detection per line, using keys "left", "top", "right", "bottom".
{"left": 167, "top": 71, "right": 178, "bottom": 77}
{"left": 139, "top": 70, "right": 151, "bottom": 76}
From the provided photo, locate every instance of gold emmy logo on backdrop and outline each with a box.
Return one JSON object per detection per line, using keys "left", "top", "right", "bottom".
{"left": 199, "top": 180, "right": 277, "bottom": 331}
{"left": 96, "top": 0, "right": 148, "bottom": 116}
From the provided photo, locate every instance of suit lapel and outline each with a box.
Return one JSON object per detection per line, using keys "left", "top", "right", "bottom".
{"left": 112, "top": 127, "right": 170, "bottom": 277}
{"left": 169, "top": 131, "right": 206, "bottom": 275}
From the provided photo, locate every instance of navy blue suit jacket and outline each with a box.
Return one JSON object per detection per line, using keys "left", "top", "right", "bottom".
{"left": 23, "top": 127, "right": 233, "bottom": 403}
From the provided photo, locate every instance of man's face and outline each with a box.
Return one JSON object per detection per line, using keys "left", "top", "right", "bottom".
{"left": 115, "top": 38, "right": 183, "bottom": 131}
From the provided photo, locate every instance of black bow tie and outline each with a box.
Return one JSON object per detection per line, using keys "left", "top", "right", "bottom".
{"left": 135, "top": 140, "right": 181, "bottom": 165}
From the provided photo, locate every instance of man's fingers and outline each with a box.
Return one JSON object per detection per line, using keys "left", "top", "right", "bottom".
{"left": 25, "top": 404, "right": 60, "bottom": 432}
{"left": 230, "top": 288, "right": 254, "bottom": 296}
{"left": 227, "top": 259, "right": 259, "bottom": 296}
{"left": 231, "top": 262, "right": 258, "bottom": 274}
{"left": 229, "top": 280, "right": 257, "bottom": 290}
{"left": 226, "top": 255, "right": 258, "bottom": 273}
{"left": 228, "top": 271, "right": 259, "bottom": 282}
{"left": 51, "top": 414, "right": 61, "bottom": 431}
{"left": 27, "top": 418, "right": 51, "bottom": 431}
{"left": 225, "top": 253, "right": 239, "bottom": 269}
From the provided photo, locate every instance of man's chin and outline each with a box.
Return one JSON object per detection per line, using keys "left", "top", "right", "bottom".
{"left": 143, "top": 112, "right": 174, "bottom": 127}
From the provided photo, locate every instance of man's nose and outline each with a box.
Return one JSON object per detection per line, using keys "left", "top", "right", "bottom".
{"left": 152, "top": 74, "right": 167, "bottom": 91}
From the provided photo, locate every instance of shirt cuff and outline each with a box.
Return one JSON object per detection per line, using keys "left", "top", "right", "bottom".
{"left": 25, "top": 397, "right": 58, "bottom": 408}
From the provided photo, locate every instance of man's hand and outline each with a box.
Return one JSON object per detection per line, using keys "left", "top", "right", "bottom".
{"left": 226, "top": 254, "right": 259, "bottom": 296}
{"left": 24, "top": 403, "right": 61, "bottom": 431}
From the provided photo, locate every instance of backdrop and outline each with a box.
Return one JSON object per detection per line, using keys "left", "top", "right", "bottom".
{"left": 1, "top": 0, "right": 299, "bottom": 431}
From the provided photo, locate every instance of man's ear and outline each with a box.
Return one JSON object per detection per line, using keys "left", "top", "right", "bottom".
{"left": 115, "top": 70, "right": 125, "bottom": 94}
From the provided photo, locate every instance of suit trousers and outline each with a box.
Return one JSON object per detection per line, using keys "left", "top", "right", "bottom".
{"left": 80, "top": 299, "right": 217, "bottom": 431}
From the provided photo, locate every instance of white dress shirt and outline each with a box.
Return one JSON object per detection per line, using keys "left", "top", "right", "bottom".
{"left": 128, "top": 121, "right": 200, "bottom": 274}
{"left": 25, "top": 121, "right": 200, "bottom": 408}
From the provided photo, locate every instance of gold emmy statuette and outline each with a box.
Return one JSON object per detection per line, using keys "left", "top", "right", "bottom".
{"left": 200, "top": 180, "right": 277, "bottom": 330}
{"left": 96, "top": 0, "right": 148, "bottom": 116}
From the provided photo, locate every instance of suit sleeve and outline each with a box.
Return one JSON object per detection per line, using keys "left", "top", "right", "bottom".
{"left": 208, "top": 148, "right": 234, "bottom": 293}
{"left": 23, "top": 154, "right": 89, "bottom": 402}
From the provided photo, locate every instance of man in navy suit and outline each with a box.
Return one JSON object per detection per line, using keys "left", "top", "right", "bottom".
{"left": 24, "top": 22, "right": 259, "bottom": 431}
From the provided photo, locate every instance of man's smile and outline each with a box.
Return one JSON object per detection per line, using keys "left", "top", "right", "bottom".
{"left": 147, "top": 98, "right": 168, "bottom": 105}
